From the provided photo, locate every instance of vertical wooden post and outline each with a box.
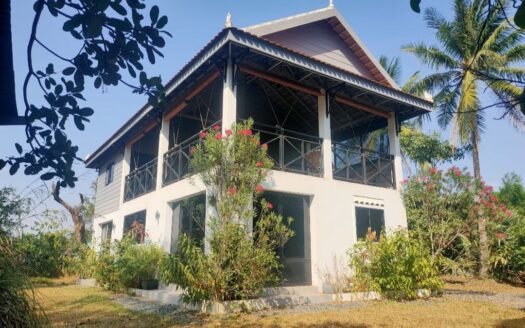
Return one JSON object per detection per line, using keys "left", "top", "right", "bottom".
{"left": 318, "top": 90, "right": 333, "bottom": 179}
{"left": 387, "top": 113, "right": 403, "bottom": 189}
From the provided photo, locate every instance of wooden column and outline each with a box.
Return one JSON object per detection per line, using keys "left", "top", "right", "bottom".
{"left": 387, "top": 113, "right": 403, "bottom": 189}
{"left": 318, "top": 90, "right": 333, "bottom": 179}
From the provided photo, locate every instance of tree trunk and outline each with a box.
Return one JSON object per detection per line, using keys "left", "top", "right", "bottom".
{"left": 51, "top": 184, "right": 86, "bottom": 244}
{"left": 472, "top": 124, "right": 489, "bottom": 277}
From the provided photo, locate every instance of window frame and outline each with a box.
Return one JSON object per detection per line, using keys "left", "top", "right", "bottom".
{"left": 123, "top": 210, "right": 147, "bottom": 243}
{"left": 354, "top": 206, "right": 385, "bottom": 241}
{"left": 100, "top": 221, "right": 113, "bottom": 243}
{"left": 105, "top": 162, "right": 114, "bottom": 186}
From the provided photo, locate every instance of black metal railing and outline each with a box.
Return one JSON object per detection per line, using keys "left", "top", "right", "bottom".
{"left": 332, "top": 142, "right": 395, "bottom": 188}
{"left": 124, "top": 158, "right": 158, "bottom": 201}
{"left": 253, "top": 123, "right": 323, "bottom": 177}
{"left": 162, "top": 134, "right": 201, "bottom": 186}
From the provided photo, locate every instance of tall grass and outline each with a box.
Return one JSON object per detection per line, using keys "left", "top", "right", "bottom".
{"left": 0, "top": 235, "right": 45, "bottom": 327}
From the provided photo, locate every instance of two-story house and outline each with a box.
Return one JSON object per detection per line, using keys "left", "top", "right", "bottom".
{"left": 85, "top": 5, "right": 432, "bottom": 289}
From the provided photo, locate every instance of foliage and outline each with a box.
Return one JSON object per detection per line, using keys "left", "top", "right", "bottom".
{"left": 491, "top": 216, "right": 525, "bottom": 284}
{"left": 68, "top": 242, "right": 97, "bottom": 279}
{"left": 317, "top": 255, "right": 352, "bottom": 301}
{"left": 348, "top": 230, "right": 443, "bottom": 300}
{"left": 496, "top": 172, "right": 525, "bottom": 216}
{"left": 160, "top": 120, "right": 294, "bottom": 304}
{"left": 93, "top": 235, "right": 164, "bottom": 292}
{"left": 15, "top": 214, "right": 73, "bottom": 278}
{"left": 0, "top": 187, "right": 31, "bottom": 236}
{"left": 400, "top": 127, "right": 469, "bottom": 167}
{"left": 1, "top": 0, "right": 170, "bottom": 189}
{"left": 403, "top": 166, "right": 513, "bottom": 274}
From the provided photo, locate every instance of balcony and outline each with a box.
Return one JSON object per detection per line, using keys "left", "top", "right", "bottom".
{"left": 162, "top": 134, "right": 201, "bottom": 186}
{"left": 124, "top": 158, "right": 157, "bottom": 201}
{"left": 254, "top": 124, "right": 323, "bottom": 177}
{"left": 332, "top": 142, "right": 395, "bottom": 188}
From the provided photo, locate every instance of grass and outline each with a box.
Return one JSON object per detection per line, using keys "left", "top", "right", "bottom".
{"left": 35, "top": 278, "right": 525, "bottom": 327}
{"left": 443, "top": 275, "right": 525, "bottom": 295}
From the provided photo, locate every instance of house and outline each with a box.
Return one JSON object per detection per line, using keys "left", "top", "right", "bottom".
{"left": 85, "top": 4, "right": 431, "bottom": 289}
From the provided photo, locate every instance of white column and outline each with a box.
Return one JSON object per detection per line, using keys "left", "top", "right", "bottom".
{"left": 387, "top": 113, "right": 403, "bottom": 189}
{"left": 318, "top": 91, "right": 333, "bottom": 179}
{"left": 120, "top": 144, "right": 131, "bottom": 206}
{"left": 156, "top": 118, "right": 170, "bottom": 190}
{"left": 222, "top": 58, "right": 237, "bottom": 133}
{"left": 204, "top": 187, "right": 216, "bottom": 255}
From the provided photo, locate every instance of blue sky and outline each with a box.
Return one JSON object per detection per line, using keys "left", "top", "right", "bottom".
{"left": 2, "top": 0, "right": 524, "bottom": 214}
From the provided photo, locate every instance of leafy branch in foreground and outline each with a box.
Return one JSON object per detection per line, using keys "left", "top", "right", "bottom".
{"left": 0, "top": 0, "right": 170, "bottom": 189}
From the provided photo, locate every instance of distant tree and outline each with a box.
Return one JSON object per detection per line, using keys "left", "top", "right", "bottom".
{"left": 497, "top": 172, "right": 525, "bottom": 214}
{"left": 0, "top": 187, "right": 31, "bottom": 237}
{"left": 0, "top": 0, "right": 170, "bottom": 191}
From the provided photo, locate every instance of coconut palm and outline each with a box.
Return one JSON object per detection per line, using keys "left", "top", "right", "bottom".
{"left": 403, "top": 0, "right": 525, "bottom": 276}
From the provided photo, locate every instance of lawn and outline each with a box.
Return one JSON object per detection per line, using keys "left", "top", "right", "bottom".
{"left": 35, "top": 278, "right": 525, "bottom": 327}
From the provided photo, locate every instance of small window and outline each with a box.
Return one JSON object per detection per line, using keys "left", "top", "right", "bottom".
{"left": 355, "top": 207, "right": 385, "bottom": 241}
{"left": 105, "top": 162, "right": 114, "bottom": 186}
{"left": 123, "top": 210, "right": 147, "bottom": 243}
{"left": 173, "top": 194, "right": 206, "bottom": 248}
{"left": 100, "top": 221, "right": 113, "bottom": 243}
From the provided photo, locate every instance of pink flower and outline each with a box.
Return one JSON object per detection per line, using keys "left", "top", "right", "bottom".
{"left": 429, "top": 167, "right": 438, "bottom": 174}
{"left": 401, "top": 179, "right": 409, "bottom": 185}
{"left": 226, "top": 129, "right": 233, "bottom": 136}
{"left": 266, "top": 202, "right": 273, "bottom": 209}
{"left": 227, "top": 186, "right": 237, "bottom": 195}
{"left": 495, "top": 232, "right": 508, "bottom": 239}
{"left": 255, "top": 161, "right": 264, "bottom": 167}
{"left": 215, "top": 133, "right": 223, "bottom": 140}
{"left": 199, "top": 131, "right": 207, "bottom": 139}
{"left": 261, "top": 144, "right": 268, "bottom": 150}
{"left": 454, "top": 169, "right": 462, "bottom": 177}
{"left": 212, "top": 124, "right": 220, "bottom": 131}
{"left": 255, "top": 185, "right": 264, "bottom": 193}
{"left": 505, "top": 209, "right": 513, "bottom": 217}
{"left": 190, "top": 146, "right": 197, "bottom": 155}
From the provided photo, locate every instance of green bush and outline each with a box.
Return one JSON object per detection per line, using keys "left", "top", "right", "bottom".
{"left": 491, "top": 216, "right": 525, "bottom": 285}
{"left": 349, "top": 230, "right": 443, "bottom": 300}
{"left": 93, "top": 235, "right": 164, "bottom": 292}
{"left": 67, "top": 242, "right": 97, "bottom": 279}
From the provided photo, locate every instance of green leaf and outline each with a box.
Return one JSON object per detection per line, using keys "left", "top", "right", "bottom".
{"left": 515, "top": 3, "right": 525, "bottom": 29}
{"left": 63, "top": 67, "right": 75, "bottom": 75}
{"left": 74, "top": 116, "right": 85, "bottom": 130}
{"left": 79, "top": 107, "right": 94, "bottom": 116}
{"left": 46, "top": 63, "right": 54, "bottom": 74}
{"left": 410, "top": 0, "right": 421, "bottom": 13}
{"left": 94, "top": 77, "right": 102, "bottom": 89}
{"left": 9, "top": 162, "right": 19, "bottom": 175}
{"left": 150, "top": 5, "right": 159, "bottom": 25}
{"left": 15, "top": 143, "right": 22, "bottom": 154}
{"left": 41, "top": 172, "right": 55, "bottom": 180}
{"left": 156, "top": 16, "right": 168, "bottom": 29}
{"left": 110, "top": 3, "right": 127, "bottom": 15}
{"left": 55, "top": 84, "right": 63, "bottom": 95}
{"left": 0, "top": 159, "right": 6, "bottom": 171}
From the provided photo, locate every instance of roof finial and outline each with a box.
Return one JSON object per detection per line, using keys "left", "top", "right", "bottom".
{"left": 328, "top": 0, "right": 335, "bottom": 8}
{"left": 225, "top": 12, "right": 233, "bottom": 28}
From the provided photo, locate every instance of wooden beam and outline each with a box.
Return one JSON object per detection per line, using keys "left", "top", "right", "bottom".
{"left": 164, "top": 70, "right": 220, "bottom": 121}
{"left": 239, "top": 65, "right": 322, "bottom": 97}
{"left": 334, "top": 95, "right": 390, "bottom": 119}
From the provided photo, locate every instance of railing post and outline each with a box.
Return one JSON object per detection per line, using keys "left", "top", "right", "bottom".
{"left": 157, "top": 117, "right": 169, "bottom": 189}
{"left": 318, "top": 90, "right": 332, "bottom": 179}
{"left": 388, "top": 113, "right": 403, "bottom": 189}
{"left": 279, "top": 134, "right": 284, "bottom": 170}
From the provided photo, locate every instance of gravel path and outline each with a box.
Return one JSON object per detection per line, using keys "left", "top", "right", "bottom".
{"left": 111, "top": 294, "right": 188, "bottom": 315}
{"left": 443, "top": 289, "right": 525, "bottom": 310}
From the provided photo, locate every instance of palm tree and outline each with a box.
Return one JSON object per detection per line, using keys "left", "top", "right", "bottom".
{"left": 403, "top": 0, "right": 525, "bottom": 276}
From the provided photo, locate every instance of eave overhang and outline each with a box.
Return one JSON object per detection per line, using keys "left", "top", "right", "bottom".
{"left": 85, "top": 27, "right": 432, "bottom": 168}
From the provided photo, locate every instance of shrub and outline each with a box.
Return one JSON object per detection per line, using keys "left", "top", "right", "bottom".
{"left": 159, "top": 120, "right": 294, "bottom": 304}
{"left": 68, "top": 242, "right": 97, "bottom": 279}
{"left": 349, "top": 230, "right": 442, "bottom": 300}
{"left": 491, "top": 215, "right": 525, "bottom": 285}
{"left": 93, "top": 235, "right": 164, "bottom": 292}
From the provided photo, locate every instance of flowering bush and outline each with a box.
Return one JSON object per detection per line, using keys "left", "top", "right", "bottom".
{"left": 348, "top": 230, "right": 442, "bottom": 300}
{"left": 160, "top": 119, "right": 294, "bottom": 304}
{"left": 403, "top": 166, "right": 513, "bottom": 274}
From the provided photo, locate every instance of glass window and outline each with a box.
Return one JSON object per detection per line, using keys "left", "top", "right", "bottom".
{"left": 105, "top": 162, "right": 114, "bottom": 185}
{"left": 355, "top": 207, "right": 385, "bottom": 241}
{"left": 174, "top": 194, "right": 206, "bottom": 248}
{"left": 123, "top": 210, "right": 147, "bottom": 243}
{"left": 100, "top": 221, "right": 113, "bottom": 242}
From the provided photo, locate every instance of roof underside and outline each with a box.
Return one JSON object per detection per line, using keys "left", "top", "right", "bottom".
{"left": 85, "top": 27, "right": 432, "bottom": 168}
